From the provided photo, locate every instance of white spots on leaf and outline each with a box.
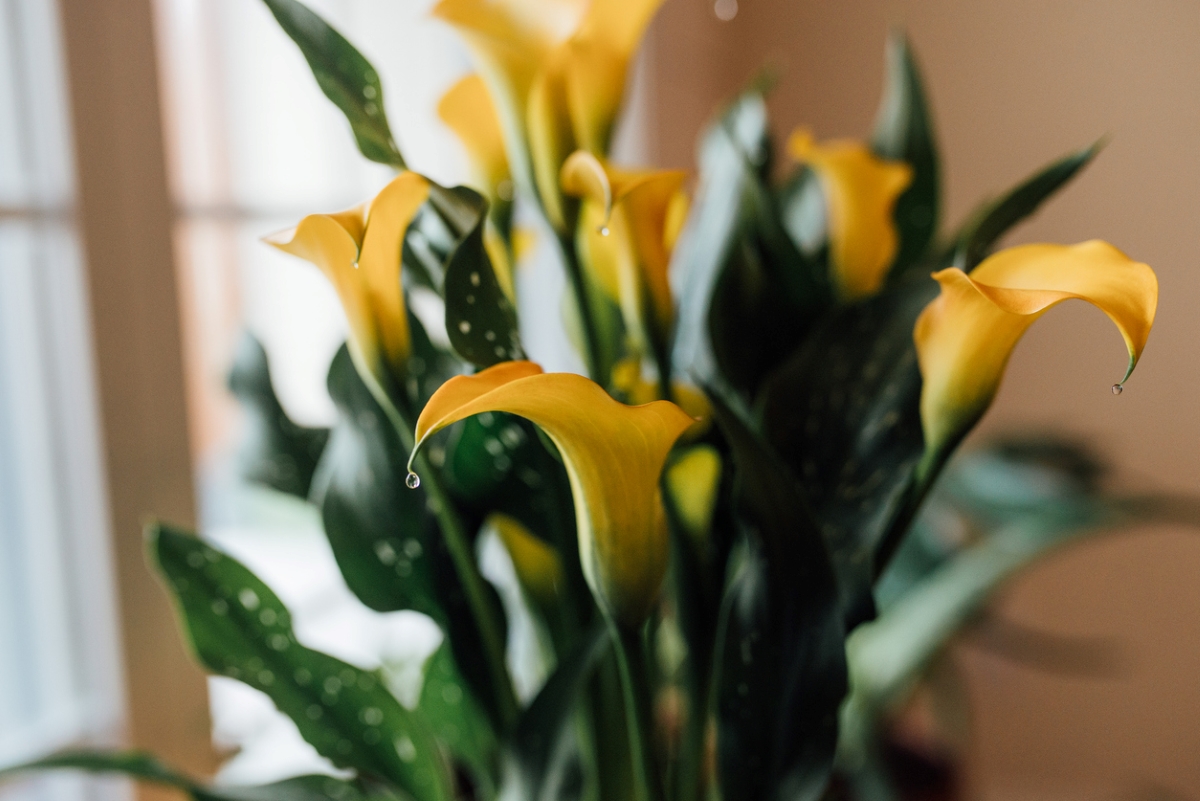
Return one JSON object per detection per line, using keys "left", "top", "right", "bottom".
{"left": 211, "top": 599, "right": 229, "bottom": 616}
{"left": 395, "top": 736, "right": 417, "bottom": 763}
{"left": 239, "top": 588, "right": 260, "bottom": 611}
{"left": 361, "top": 707, "right": 384, "bottom": 726}
{"left": 260, "top": 608, "right": 278, "bottom": 626}
{"left": 306, "top": 704, "right": 323, "bottom": 720}
{"left": 441, "top": 683, "right": 462, "bottom": 705}
{"left": 457, "top": 320, "right": 471, "bottom": 334}
{"left": 469, "top": 272, "right": 481, "bottom": 287}
{"left": 294, "top": 668, "right": 312, "bottom": 686}
{"left": 375, "top": 541, "right": 397, "bottom": 565}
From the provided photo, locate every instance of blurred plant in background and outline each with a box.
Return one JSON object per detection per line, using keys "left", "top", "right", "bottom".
{"left": 2, "top": 1, "right": 1176, "bottom": 801}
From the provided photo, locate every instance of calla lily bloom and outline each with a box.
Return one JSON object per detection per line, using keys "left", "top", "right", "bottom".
{"left": 914, "top": 240, "right": 1158, "bottom": 471}
{"left": 788, "top": 129, "right": 912, "bottom": 300}
{"left": 266, "top": 172, "right": 429, "bottom": 390}
{"left": 438, "top": 74, "right": 517, "bottom": 300}
{"left": 434, "top": 0, "right": 664, "bottom": 230}
{"left": 438, "top": 74, "right": 511, "bottom": 203}
{"left": 410, "top": 361, "right": 694, "bottom": 629}
{"left": 490, "top": 512, "right": 564, "bottom": 613}
{"left": 561, "top": 150, "right": 687, "bottom": 353}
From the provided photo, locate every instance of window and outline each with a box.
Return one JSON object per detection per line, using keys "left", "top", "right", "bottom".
{"left": 0, "top": 1, "right": 127, "bottom": 799}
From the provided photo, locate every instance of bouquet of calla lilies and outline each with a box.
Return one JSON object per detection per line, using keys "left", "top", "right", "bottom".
{"left": 6, "top": 2, "right": 1178, "bottom": 801}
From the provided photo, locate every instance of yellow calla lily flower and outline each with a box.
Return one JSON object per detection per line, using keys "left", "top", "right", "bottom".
{"left": 788, "top": 129, "right": 912, "bottom": 300}
{"left": 410, "top": 360, "right": 694, "bottom": 628}
{"left": 914, "top": 240, "right": 1158, "bottom": 468}
{"left": 266, "top": 172, "right": 429, "bottom": 389}
{"left": 438, "top": 74, "right": 511, "bottom": 202}
{"left": 665, "top": 445, "right": 722, "bottom": 549}
{"left": 435, "top": 0, "right": 664, "bottom": 231}
{"left": 561, "top": 150, "right": 687, "bottom": 343}
{"left": 490, "top": 512, "right": 563, "bottom": 613}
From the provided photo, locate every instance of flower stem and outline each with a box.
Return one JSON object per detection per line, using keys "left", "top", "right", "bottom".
{"left": 378, "top": 392, "right": 519, "bottom": 731}
{"left": 557, "top": 232, "right": 605, "bottom": 384}
{"left": 610, "top": 621, "right": 665, "bottom": 801}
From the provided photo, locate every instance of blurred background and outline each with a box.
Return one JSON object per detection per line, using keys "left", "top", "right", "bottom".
{"left": 1, "top": 0, "right": 1199, "bottom": 799}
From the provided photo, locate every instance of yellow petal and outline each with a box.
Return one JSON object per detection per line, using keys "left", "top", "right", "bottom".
{"left": 483, "top": 222, "right": 516, "bottom": 302}
{"left": 266, "top": 173, "right": 429, "bottom": 383}
{"left": 788, "top": 129, "right": 912, "bottom": 300}
{"left": 490, "top": 512, "right": 563, "bottom": 612}
{"left": 665, "top": 445, "right": 722, "bottom": 548}
{"left": 433, "top": 0, "right": 584, "bottom": 195}
{"left": 914, "top": 241, "right": 1158, "bottom": 466}
{"left": 438, "top": 74, "right": 510, "bottom": 199}
{"left": 527, "top": 54, "right": 575, "bottom": 231}
{"left": 563, "top": 0, "right": 664, "bottom": 153}
{"left": 412, "top": 361, "right": 694, "bottom": 628}
{"left": 562, "top": 151, "right": 686, "bottom": 332}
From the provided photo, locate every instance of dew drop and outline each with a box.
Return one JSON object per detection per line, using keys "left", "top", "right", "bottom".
{"left": 458, "top": 320, "right": 471, "bottom": 334}
{"left": 352, "top": 260, "right": 360, "bottom": 269}
{"left": 1112, "top": 383, "right": 1124, "bottom": 395}
{"left": 597, "top": 225, "right": 610, "bottom": 236}
{"left": 405, "top": 471, "right": 421, "bottom": 489}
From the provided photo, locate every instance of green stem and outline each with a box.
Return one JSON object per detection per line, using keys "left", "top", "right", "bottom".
{"left": 610, "top": 621, "right": 665, "bottom": 801}
{"left": 378, "top": 390, "right": 519, "bottom": 731}
{"left": 557, "top": 232, "right": 605, "bottom": 384}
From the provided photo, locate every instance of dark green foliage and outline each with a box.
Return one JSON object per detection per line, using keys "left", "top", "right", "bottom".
{"left": 949, "top": 143, "right": 1101, "bottom": 271}
{"left": 0, "top": 750, "right": 403, "bottom": 801}
{"left": 227, "top": 331, "right": 329, "bottom": 498}
{"left": 709, "top": 397, "right": 847, "bottom": 801}
{"left": 760, "top": 277, "right": 938, "bottom": 627}
{"left": 441, "top": 187, "right": 524, "bottom": 368}
{"left": 871, "top": 31, "right": 940, "bottom": 276}
{"left": 148, "top": 523, "right": 452, "bottom": 801}
{"left": 260, "top": 0, "right": 405, "bottom": 167}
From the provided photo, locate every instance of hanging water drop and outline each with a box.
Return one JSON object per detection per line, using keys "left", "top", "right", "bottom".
{"left": 405, "top": 471, "right": 421, "bottom": 489}
{"left": 1111, "top": 383, "right": 1124, "bottom": 396}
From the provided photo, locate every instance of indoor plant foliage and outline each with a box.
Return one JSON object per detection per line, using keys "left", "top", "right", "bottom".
{"left": 1, "top": 2, "right": 1164, "bottom": 801}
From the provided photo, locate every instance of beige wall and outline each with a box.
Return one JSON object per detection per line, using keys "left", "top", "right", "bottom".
{"left": 651, "top": 1, "right": 1200, "bottom": 797}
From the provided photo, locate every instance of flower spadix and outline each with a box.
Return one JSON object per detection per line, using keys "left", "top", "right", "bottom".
{"left": 410, "top": 360, "right": 694, "bottom": 628}
{"left": 788, "top": 129, "right": 912, "bottom": 300}
{"left": 914, "top": 240, "right": 1158, "bottom": 469}
{"left": 561, "top": 150, "right": 687, "bottom": 347}
{"left": 266, "top": 172, "right": 429, "bottom": 390}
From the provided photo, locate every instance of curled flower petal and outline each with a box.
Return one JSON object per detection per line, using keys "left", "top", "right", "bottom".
{"left": 789, "top": 129, "right": 912, "bottom": 300}
{"left": 914, "top": 240, "right": 1158, "bottom": 468}
{"left": 438, "top": 74, "right": 510, "bottom": 200}
{"left": 490, "top": 513, "right": 563, "bottom": 613}
{"left": 267, "top": 172, "right": 430, "bottom": 385}
{"left": 411, "top": 361, "right": 694, "bottom": 628}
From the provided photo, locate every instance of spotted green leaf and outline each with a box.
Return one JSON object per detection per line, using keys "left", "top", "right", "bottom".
{"left": 148, "top": 523, "right": 452, "bottom": 801}
{"left": 418, "top": 643, "right": 498, "bottom": 797}
{"left": 441, "top": 187, "right": 523, "bottom": 368}
{"left": 0, "top": 750, "right": 400, "bottom": 801}
{"left": 708, "top": 396, "right": 846, "bottom": 801}
{"left": 261, "top": 0, "right": 404, "bottom": 168}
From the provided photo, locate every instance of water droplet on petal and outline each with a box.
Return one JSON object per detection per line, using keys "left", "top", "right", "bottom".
{"left": 405, "top": 471, "right": 421, "bottom": 489}
{"left": 597, "top": 225, "right": 610, "bottom": 236}
{"left": 352, "top": 261, "right": 360, "bottom": 269}
{"left": 1112, "top": 383, "right": 1124, "bottom": 396}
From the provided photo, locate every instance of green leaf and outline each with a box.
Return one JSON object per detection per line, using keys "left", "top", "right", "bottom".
{"left": 227, "top": 331, "right": 330, "bottom": 499}
{"left": 759, "top": 276, "right": 938, "bottom": 626}
{"left": 837, "top": 504, "right": 1109, "bottom": 769}
{"left": 871, "top": 31, "right": 940, "bottom": 275}
{"left": 505, "top": 625, "right": 609, "bottom": 801}
{"left": 673, "top": 85, "right": 829, "bottom": 399}
{"left": 312, "top": 346, "right": 511, "bottom": 734}
{"left": 261, "top": 0, "right": 405, "bottom": 167}
{"left": 950, "top": 142, "right": 1101, "bottom": 271}
{"left": 148, "top": 523, "right": 453, "bottom": 801}
{"left": 440, "top": 187, "right": 523, "bottom": 368}
{"left": 672, "top": 89, "right": 771, "bottom": 390}
{"left": 311, "top": 345, "right": 440, "bottom": 616}
{"left": 0, "top": 750, "right": 401, "bottom": 801}
{"left": 417, "top": 643, "right": 499, "bottom": 798}
{"left": 708, "top": 396, "right": 847, "bottom": 801}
